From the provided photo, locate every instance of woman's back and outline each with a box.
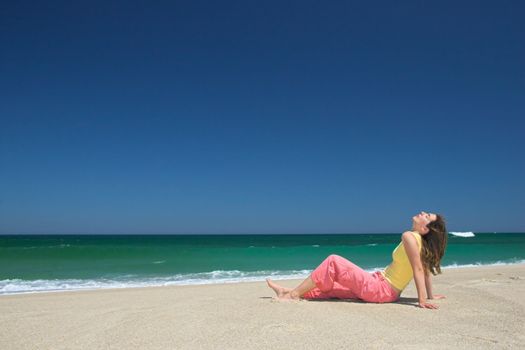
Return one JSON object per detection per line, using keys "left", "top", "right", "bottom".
{"left": 381, "top": 231, "right": 422, "bottom": 291}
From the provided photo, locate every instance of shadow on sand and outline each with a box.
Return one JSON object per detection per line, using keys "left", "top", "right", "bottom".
{"left": 260, "top": 296, "right": 420, "bottom": 307}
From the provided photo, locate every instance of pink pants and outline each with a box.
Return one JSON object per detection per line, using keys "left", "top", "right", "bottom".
{"left": 302, "top": 254, "right": 399, "bottom": 303}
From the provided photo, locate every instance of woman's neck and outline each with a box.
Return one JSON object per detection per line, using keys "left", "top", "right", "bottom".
{"left": 411, "top": 226, "right": 422, "bottom": 234}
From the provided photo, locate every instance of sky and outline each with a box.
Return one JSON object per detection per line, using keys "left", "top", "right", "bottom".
{"left": 1, "top": 1, "right": 524, "bottom": 234}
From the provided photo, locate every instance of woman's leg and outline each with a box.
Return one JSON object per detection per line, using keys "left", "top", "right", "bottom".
{"left": 302, "top": 281, "right": 359, "bottom": 300}
{"left": 288, "top": 276, "right": 316, "bottom": 299}
{"left": 266, "top": 279, "right": 292, "bottom": 297}
{"left": 268, "top": 255, "right": 397, "bottom": 302}
{"left": 306, "top": 254, "right": 375, "bottom": 300}
{"left": 267, "top": 254, "right": 363, "bottom": 300}
{"left": 266, "top": 276, "right": 316, "bottom": 299}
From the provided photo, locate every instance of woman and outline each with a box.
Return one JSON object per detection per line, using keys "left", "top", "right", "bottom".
{"left": 266, "top": 211, "right": 448, "bottom": 309}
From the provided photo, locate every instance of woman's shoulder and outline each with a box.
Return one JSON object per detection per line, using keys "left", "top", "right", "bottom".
{"left": 401, "top": 231, "right": 422, "bottom": 247}
{"left": 401, "top": 230, "right": 421, "bottom": 239}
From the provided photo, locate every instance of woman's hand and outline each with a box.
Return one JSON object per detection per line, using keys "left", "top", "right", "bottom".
{"left": 431, "top": 294, "right": 446, "bottom": 300}
{"left": 418, "top": 301, "right": 439, "bottom": 309}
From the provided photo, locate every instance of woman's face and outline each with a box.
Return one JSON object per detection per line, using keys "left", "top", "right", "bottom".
{"left": 412, "top": 211, "right": 437, "bottom": 235}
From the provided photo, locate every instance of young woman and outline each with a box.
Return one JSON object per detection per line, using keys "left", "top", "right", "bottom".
{"left": 266, "top": 211, "right": 448, "bottom": 309}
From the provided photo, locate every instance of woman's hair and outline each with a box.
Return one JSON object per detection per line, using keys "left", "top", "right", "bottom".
{"left": 420, "top": 214, "right": 448, "bottom": 275}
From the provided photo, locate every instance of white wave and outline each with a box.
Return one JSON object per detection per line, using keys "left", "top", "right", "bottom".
{"left": 3, "top": 260, "right": 525, "bottom": 296}
{"left": 449, "top": 231, "right": 475, "bottom": 237}
{"left": 366, "top": 244, "right": 378, "bottom": 247}
{"left": 311, "top": 245, "right": 320, "bottom": 247}
{"left": 0, "top": 269, "right": 312, "bottom": 296}
{"left": 152, "top": 260, "right": 166, "bottom": 264}
{"left": 442, "top": 259, "right": 525, "bottom": 269}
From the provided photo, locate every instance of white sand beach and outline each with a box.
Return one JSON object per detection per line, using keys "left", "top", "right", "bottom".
{"left": 1, "top": 264, "right": 524, "bottom": 349}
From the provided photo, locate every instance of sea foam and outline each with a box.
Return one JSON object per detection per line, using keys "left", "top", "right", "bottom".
{"left": 2, "top": 260, "right": 524, "bottom": 296}
{"left": 0, "top": 269, "right": 312, "bottom": 296}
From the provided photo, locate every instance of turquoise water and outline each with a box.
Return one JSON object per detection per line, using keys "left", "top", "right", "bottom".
{"left": 1, "top": 232, "right": 524, "bottom": 294}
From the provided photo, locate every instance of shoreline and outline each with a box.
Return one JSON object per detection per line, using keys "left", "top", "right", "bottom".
{"left": 1, "top": 264, "right": 524, "bottom": 349}
{"left": 2, "top": 261, "right": 524, "bottom": 297}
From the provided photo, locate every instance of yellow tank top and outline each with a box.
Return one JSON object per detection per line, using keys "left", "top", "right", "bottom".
{"left": 381, "top": 231, "right": 422, "bottom": 291}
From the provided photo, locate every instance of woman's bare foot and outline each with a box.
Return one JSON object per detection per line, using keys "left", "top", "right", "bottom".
{"left": 276, "top": 291, "right": 301, "bottom": 300}
{"left": 266, "top": 278, "right": 292, "bottom": 298}
{"left": 266, "top": 279, "right": 300, "bottom": 300}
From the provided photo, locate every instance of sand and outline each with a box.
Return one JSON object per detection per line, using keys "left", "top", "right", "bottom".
{"left": 1, "top": 264, "right": 524, "bottom": 349}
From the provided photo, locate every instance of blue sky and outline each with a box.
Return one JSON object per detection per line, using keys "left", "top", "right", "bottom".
{"left": 1, "top": 1, "right": 524, "bottom": 234}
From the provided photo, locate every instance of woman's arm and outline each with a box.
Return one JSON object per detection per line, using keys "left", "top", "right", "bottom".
{"left": 425, "top": 271, "right": 446, "bottom": 300}
{"left": 402, "top": 232, "right": 438, "bottom": 309}
{"left": 424, "top": 270, "right": 433, "bottom": 299}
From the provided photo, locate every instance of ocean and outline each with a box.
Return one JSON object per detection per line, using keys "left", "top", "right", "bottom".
{"left": 1, "top": 232, "right": 524, "bottom": 295}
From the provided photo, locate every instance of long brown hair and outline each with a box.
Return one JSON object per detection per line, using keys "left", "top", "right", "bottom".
{"left": 420, "top": 214, "right": 448, "bottom": 275}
